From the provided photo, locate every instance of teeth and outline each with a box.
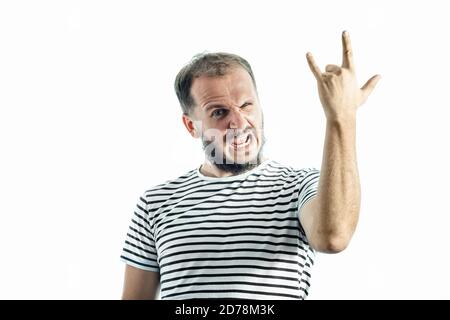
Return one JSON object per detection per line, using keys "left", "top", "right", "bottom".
{"left": 231, "top": 134, "right": 251, "bottom": 148}
{"left": 233, "top": 134, "right": 248, "bottom": 145}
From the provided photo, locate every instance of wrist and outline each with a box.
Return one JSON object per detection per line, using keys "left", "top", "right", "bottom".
{"left": 326, "top": 114, "right": 357, "bottom": 127}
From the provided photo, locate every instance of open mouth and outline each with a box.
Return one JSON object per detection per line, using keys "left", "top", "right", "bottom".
{"left": 230, "top": 133, "right": 252, "bottom": 149}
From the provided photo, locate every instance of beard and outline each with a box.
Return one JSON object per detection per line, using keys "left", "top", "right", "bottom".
{"left": 201, "top": 127, "right": 266, "bottom": 175}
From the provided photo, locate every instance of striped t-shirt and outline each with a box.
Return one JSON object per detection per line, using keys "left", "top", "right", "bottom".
{"left": 120, "top": 159, "right": 320, "bottom": 299}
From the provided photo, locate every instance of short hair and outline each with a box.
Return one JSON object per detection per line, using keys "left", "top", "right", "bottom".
{"left": 174, "top": 52, "right": 258, "bottom": 115}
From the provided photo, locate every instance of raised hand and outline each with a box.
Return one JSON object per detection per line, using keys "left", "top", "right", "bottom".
{"left": 306, "top": 31, "right": 381, "bottom": 121}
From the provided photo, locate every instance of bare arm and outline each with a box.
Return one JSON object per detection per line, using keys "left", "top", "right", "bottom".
{"left": 122, "top": 265, "right": 160, "bottom": 300}
{"left": 301, "top": 118, "right": 359, "bottom": 253}
{"left": 300, "top": 31, "right": 380, "bottom": 253}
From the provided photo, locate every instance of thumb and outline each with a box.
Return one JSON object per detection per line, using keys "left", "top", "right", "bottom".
{"left": 361, "top": 74, "right": 381, "bottom": 100}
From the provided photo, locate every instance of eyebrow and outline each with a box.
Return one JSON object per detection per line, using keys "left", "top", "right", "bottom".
{"left": 204, "top": 104, "right": 225, "bottom": 112}
{"left": 204, "top": 101, "right": 252, "bottom": 111}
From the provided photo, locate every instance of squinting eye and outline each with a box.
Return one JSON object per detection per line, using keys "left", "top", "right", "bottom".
{"left": 242, "top": 102, "right": 252, "bottom": 108}
{"left": 211, "top": 109, "right": 227, "bottom": 118}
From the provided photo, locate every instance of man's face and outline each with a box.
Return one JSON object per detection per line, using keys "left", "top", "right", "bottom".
{"left": 185, "top": 67, "right": 265, "bottom": 170}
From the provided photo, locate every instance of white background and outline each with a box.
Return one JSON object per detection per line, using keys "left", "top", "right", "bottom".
{"left": 1, "top": 0, "right": 449, "bottom": 299}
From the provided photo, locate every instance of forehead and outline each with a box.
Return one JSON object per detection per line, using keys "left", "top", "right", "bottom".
{"left": 190, "top": 67, "right": 256, "bottom": 107}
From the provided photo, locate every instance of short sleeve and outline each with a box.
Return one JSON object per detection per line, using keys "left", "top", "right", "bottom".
{"left": 120, "top": 192, "right": 159, "bottom": 272}
{"left": 297, "top": 168, "right": 320, "bottom": 216}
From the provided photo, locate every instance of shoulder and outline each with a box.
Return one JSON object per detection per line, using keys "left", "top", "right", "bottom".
{"left": 140, "top": 167, "right": 199, "bottom": 205}
{"left": 265, "top": 160, "right": 319, "bottom": 179}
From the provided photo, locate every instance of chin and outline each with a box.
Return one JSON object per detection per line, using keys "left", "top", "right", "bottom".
{"left": 225, "top": 148, "right": 259, "bottom": 165}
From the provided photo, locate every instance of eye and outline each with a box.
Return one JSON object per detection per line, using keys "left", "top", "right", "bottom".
{"left": 241, "top": 102, "right": 252, "bottom": 108}
{"left": 211, "top": 108, "right": 227, "bottom": 119}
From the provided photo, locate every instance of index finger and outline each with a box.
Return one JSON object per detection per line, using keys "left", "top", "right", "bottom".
{"left": 342, "top": 30, "right": 355, "bottom": 71}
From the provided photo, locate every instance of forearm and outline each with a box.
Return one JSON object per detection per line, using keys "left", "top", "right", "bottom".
{"left": 315, "top": 116, "right": 361, "bottom": 242}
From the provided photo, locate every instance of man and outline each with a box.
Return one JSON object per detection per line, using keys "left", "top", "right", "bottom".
{"left": 120, "top": 31, "right": 380, "bottom": 300}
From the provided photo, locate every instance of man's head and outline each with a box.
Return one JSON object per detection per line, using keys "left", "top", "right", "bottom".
{"left": 175, "top": 52, "right": 265, "bottom": 174}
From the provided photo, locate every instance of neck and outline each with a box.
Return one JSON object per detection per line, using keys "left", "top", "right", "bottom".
{"left": 200, "top": 156, "right": 268, "bottom": 178}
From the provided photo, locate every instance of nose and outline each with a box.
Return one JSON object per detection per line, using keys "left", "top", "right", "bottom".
{"left": 228, "top": 108, "right": 247, "bottom": 130}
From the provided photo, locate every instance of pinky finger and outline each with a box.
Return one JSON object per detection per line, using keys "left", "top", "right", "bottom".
{"left": 306, "top": 52, "right": 322, "bottom": 80}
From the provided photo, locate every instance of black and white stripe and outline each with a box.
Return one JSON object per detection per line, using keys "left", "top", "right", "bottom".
{"left": 121, "top": 159, "right": 320, "bottom": 300}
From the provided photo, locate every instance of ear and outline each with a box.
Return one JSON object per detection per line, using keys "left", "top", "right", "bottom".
{"left": 182, "top": 113, "right": 200, "bottom": 138}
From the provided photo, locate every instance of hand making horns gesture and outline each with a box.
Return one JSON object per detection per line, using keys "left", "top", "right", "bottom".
{"left": 306, "top": 31, "right": 381, "bottom": 121}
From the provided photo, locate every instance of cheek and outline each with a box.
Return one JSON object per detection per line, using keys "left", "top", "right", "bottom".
{"left": 248, "top": 114, "right": 263, "bottom": 139}
{"left": 201, "top": 126, "right": 227, "bottom": 144}
{"left": 201, "top": 120, "right": 232, "bottom": 142}
{"left": 203, "top": 116, "right": 230, "bottom": 131}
